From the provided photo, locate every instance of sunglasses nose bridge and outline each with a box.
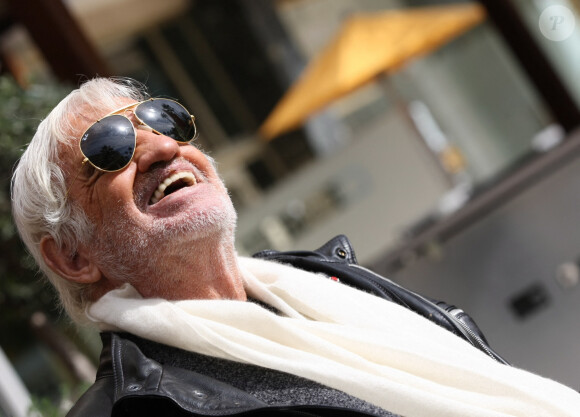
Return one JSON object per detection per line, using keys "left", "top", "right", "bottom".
{"left": 136, "top": 124, "right": 154, "bottom": 134}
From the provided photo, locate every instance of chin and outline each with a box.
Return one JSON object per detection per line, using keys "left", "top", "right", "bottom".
{"left": 153, "top": 197, "right": 238, "bottom": 242}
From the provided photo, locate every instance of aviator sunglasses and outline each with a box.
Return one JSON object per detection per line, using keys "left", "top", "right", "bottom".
{"left": 66, "top": 98, "right": 197, "bottom": 196}
{"left": 79, "top": 98, "right": 197, "bottom": 172}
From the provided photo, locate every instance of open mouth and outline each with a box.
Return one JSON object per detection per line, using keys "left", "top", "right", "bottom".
{"left": 149, "top": 171, "right": 197, "bottom": 205}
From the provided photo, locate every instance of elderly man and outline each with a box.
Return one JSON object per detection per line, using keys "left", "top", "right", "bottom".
{"left": 11, "top": 78, "right": 580, "bottom": 417}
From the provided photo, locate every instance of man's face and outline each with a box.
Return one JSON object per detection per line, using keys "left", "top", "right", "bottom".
{"left": 65, "top": 100, "right": 237, "bottom": 294}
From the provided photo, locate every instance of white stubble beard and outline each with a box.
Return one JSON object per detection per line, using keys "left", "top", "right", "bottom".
{"left": 90, "top": 188, "right": 238, "bottom": 295}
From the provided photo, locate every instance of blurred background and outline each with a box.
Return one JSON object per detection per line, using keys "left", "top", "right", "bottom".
{"left": 0, "top": 0, "right": 579, "bottom": 415}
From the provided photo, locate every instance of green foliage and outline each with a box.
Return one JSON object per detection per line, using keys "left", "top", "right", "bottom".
{"left": 28, "top": 382, "right": 92, "bottom": 417}
{"left": 29, "top": 395, "right": 62, "bottom": 417}
{"left": 0, "top": 76, "right": 70, "bottom": 348}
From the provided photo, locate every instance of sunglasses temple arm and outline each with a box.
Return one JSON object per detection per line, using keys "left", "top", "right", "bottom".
{"left": 65, "top": 158, "right": 89, "bottom": 200}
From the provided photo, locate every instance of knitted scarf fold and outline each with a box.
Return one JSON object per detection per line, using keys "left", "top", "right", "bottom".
{"left": 88, "top": 256, "right": 580, "bottom": 417}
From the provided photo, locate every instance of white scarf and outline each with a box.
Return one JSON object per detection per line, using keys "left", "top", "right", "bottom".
{"left": 88, "top": 257, "right": 580, "bottom": 417}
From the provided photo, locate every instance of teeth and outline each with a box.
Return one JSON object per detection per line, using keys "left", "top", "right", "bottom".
{"left": 150, "top": 171, "right": 197, "bottom": 204}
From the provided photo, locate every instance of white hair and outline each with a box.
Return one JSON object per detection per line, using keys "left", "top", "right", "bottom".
{"left": 11, "top": 77, "right": 149, "bottom": 323}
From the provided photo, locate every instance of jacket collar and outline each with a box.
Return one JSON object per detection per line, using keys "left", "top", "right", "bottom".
{"left": 99, "top": 332, "right": 267, "bottom": 414}
{"left": 253, "top": 234, "right": 357, "bottom": 264}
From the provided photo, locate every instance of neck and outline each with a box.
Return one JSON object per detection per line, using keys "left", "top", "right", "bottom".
{"left": 141, "top": 234, "right": 247, "bottom": 302}
{"left": 92, "top": 231, "right": 247, "bottom": 303}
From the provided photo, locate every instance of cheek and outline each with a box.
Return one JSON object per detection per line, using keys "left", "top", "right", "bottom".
{"left": 185, "top": 146, "right": 217, "bottom": 177}
{"left": 105, "top": 164, "right": 137, "bottom": 197}
{"left": 90, "top": 168, "right": 139, "bottom": 223}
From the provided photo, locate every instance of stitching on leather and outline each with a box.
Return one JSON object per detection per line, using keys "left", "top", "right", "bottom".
{"left": 111, "top": 335, "right": 124, "bottom": 398}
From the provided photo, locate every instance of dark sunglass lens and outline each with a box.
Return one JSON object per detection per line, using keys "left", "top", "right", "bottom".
{"left": 80, "top": 115, "right": 135, "bottom": 171}
{"left": 135, "top": 99, "right": 196, "bottom": 142}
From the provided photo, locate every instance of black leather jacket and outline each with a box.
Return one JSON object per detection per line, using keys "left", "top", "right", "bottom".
{"left": 67, "top": 235, "right": 507, "bottom": 417}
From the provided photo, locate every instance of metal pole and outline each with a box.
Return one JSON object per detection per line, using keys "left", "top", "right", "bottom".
{"left": 0, "top": 346, "right": 33, "bottom": 417}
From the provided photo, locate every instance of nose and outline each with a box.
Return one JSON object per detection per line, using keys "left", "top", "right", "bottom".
{"left": 133, "top": 127, "right": 180, "bottom": 173}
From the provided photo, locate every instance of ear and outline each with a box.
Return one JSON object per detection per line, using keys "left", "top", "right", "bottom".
{"left": 40, "top": 235, "right": 102, "bottom": 284}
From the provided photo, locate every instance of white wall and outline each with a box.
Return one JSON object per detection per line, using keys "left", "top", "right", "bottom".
{"left": 389, "top": 149, "right": 580, "bottom": 388}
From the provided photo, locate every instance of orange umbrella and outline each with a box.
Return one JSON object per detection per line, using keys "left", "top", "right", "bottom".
{"left": 259, "top": 3, "right": 486, "bottom": 139}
